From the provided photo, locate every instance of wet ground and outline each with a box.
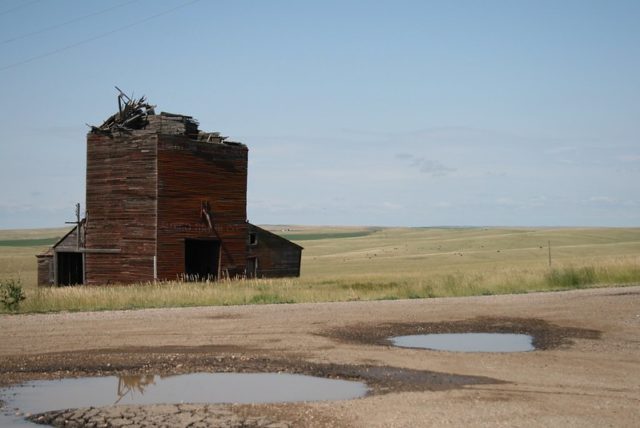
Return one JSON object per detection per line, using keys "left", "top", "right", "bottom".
{"left": 1, "top": 373, "right": 368, "bottom": 427}
{"left": 390, "top": 333, "right": 535, "bottom": 352}
{"left": 0, "top": 286, "right": 638, "bottom": 427}
{"left": 0, "top": 347, "right": 501, "bottom": 427}
{"left": 323, "top": 316, "right": 601, "bottom": 350}
{"left": 0, "top": 351, "right": 502, "bottom": 395}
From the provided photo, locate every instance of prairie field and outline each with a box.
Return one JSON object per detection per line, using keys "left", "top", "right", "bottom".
{"left": 1, "top": 226, "right": 639, "bottom": 313}
{"left": 0, "top": 228, "right": 65, "bottom": 290}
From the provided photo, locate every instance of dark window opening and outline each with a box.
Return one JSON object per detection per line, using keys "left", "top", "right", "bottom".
{"left": 185, "top": 239, "right": 220, "bottom": 281}
{"left": 57, "top": 252, "right": 83, "bottom": 286}
{"left": 249, "top": 232, "right": 258, "bottom": 246}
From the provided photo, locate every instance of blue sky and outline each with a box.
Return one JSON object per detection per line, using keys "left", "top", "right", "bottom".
{"left": 1, "top": 0, "right": 639, "bottom": 228}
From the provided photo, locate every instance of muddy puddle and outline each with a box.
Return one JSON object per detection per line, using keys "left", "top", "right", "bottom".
{"left": 0, "top": 372, "right": 368, "bottom": 427}
{"left": 325, "top": 317, "right": 601, "bottom": 350}
{"left": 391, "top": 333, "right": 535, "bottom": 352}
{"left": 0, "top": 349, "right": 507, "bottom": 427}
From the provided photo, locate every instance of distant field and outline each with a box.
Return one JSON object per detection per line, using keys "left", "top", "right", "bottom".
{"left": 1, "top": 226, "right": 639, "bottom": 313}
{"left": 0, "top": 228, "right": 67, "bottom": 289}
{"left": 294, "top": 226, "right": 640, "bottom": 279}
{"left": 279, "top": 230, "right": 377, "bottom": 241}
{"left": 0, "top": 238, "right": 60, "bottom": 247}
{"left": 0, "top": 228, "right": 67, "bottom": 241}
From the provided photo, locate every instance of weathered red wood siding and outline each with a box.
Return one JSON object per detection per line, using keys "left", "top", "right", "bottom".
{"left": 156, "top": 136, "right": 248, "bottom": 280}
{"left": 248, "top": 224, "right": 302, "bottom": 278}
{"left": 84, "top": 132, "right": 157, "bottom": 284}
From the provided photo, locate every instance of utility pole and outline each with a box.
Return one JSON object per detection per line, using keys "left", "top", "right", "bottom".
{"left": 65, "top": 203, "right": 81, "bottom": 250}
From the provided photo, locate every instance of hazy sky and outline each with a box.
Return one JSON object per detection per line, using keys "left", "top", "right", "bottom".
{"left": 1, "top": 0, "right": 639, "bottom": 228}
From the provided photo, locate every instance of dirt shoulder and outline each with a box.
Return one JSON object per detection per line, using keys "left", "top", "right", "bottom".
{"left": 1, "top": 286, "right": 639, "bottom": 427}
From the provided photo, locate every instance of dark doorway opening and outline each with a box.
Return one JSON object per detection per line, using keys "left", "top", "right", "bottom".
{"left": 247, "top": 257, "right": 258, "bottom": 278}
{"left": 57, "top": 252, "right": 83, "bottom": 286}
{"left": 185, "top": 239, "right": 220, "bottom": 281}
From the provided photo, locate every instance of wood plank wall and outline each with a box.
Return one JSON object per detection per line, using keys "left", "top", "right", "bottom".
{"left": 54, "top": 225, "right": 81, "bottom": 251}
{"left": 156, "top": 136, "right": 249, "bottom": 280}
{"left": 248, "top": 224, "right": 302, "bottom": 278}
{"left": 36, "top": 255, "right": 53, "bottom": 286}
{"left": 84, "top": 132, "right": 158, "bottom": 284}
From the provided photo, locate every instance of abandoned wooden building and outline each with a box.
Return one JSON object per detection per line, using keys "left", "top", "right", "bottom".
{"left": 37, "top": 94, "right": 302, "bottom": 286}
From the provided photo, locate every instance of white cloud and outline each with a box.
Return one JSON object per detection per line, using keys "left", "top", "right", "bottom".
{"left": 412, "top": 158, "right": 455, "bottom": 176}
{"left": 586, "top": 196, "right": 617, "bottom": 205}
{"left": 396, "top": 153, "right": 455, "bottom": 177}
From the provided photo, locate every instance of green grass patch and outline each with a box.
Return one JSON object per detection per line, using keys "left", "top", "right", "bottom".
{"left": 546, "top": 266, "right": 597, "bottom": 288}
{"left": 248, "top": 293, "right": 295, "bottom": 305}
{"left": 280, "top": 231, "right": 374, "bottom": 241}
{"left": 339, "top": 281, "right": 401, "bottom": 291}
{"left": 0, "top": 237, "right": 60, "bottom": 247}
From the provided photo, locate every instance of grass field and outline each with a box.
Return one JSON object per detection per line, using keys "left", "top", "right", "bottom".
{"left": 0, "top": 238, "right": 60, "bottom": 247}
{"left": 1, "top": 226, "right": 639, "bottom": 313}
{"left": 0, "top": 228, "right": 66, "bottom": 290}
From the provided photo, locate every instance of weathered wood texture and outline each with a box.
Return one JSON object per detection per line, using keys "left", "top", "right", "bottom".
{"left": 37, "top": 225, "right": 82, "bottom": 286}
{"left": 248, "top": 224, "right": 302, "bottom": 278}
{"left": 84, "top": 132, "right": 158, "bottom": 284}
{"left": 54, "top": 225, "right": 82, "bottom": 252}
{"left": 157, "top": 136, "right": 248, "bottom": 280}
{"left": 36, "top": 253, "right": 53, "bottom": 286}
{"left": 147, "top": 114, "right": 198, "bottom": 138}
{"left": 76, "top": 109, "right": 296, "bottom": 284}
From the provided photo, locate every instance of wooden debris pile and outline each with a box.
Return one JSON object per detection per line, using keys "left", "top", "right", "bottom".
{"left": 91, "top": 88, "right": 203, "bottom": 138}
{"left": 89, "top": 88, "right": 242, "bottom": 143}
{"left": 90, "top": 88, "right": 156, "bottom": 134}
{"left": 147, "top": 112, "right": 200, "bottom": 139}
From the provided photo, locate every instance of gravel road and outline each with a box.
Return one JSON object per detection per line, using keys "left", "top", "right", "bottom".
{"left": 1, "top": 286, "right": 639, "bottom": 427}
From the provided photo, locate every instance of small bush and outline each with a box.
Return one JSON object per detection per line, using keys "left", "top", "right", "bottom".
{"left": 248, "top": 293, "right": 294, "bottom": 305}
{"left": 406, "top": 291, "right": 423, "bottom": 299}
{"left": 420, "top": 284, "right": 436, "bottom": 298}
{"left": 339, "top": 281, "right": 400, "bottom": 291}
{"left": 0, "top": 278, "right": 26, "bottom": 311}
{"left": 546, "top": 266, "right": 597, "bottom": 289}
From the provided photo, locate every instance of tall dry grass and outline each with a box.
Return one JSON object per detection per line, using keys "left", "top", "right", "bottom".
{"left": 1, "top": 226, "right": 639, "bottom": 314}
{"left": 6, "top": 256, "right": 639, "bottom": 314}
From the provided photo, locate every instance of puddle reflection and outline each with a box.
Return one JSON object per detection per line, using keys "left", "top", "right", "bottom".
{"left": 116, "top": 374, "right": 157, "bottom": 404}
{"left": 0, "top": 372, "right": 368, "bottom": 426}
{"left": 391, "top": 333, "right": 535, "bottom": 352}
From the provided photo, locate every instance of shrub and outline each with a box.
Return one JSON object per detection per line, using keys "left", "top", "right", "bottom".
{"left": 546, "top": 266, "right": 597, "bottom": 289}
{"left": 248, "top": 293, "right": 294, "bottom": 305}
{"left": 0, "top": 278, "right": 26, "bottom": 311}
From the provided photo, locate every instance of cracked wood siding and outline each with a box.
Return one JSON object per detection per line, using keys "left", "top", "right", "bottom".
{"left": 156, "top": 136, "right": 248, "bottom": 280}
{"left": 84, "top": 132, "right": 157, "bottom": 284}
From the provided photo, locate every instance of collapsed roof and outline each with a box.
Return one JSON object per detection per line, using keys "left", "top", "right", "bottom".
{"left": 90, "top": 88, "right": 158, "bottom": 134}
{"left": 90, "top": 88, "right": 240, "bottom": 145}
